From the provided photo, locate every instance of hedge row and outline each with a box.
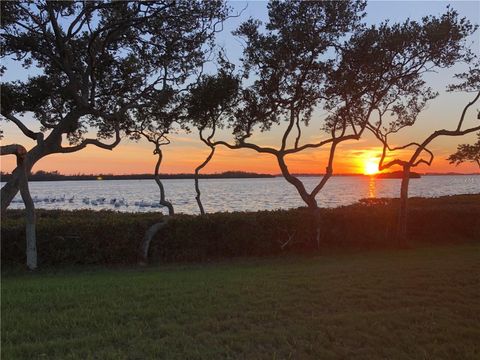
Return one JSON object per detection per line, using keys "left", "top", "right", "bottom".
{"left": 2, "top": 194, "right": 479, "bottom": 267}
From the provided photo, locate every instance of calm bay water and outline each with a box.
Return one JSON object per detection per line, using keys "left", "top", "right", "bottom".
{"left": 4, "top": 175, "right": 480, "bottom": 215}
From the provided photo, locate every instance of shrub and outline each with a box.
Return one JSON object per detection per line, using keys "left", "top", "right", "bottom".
{"left": 2, "top": 195, "right": 479, "bottom": 267}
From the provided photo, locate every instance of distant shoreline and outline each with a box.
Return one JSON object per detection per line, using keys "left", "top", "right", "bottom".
{"left": 0, "top": 171, "right": 478, "bottom": 182}
{"left": 0, "top": 171, "right": 276, "bottom": 182}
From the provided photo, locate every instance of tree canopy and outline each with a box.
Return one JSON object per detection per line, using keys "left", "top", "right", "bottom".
{"left": 194, "top": 0, "right": 476, "bottom": 209}
{"left": 0, "top": 0, "right": 229, "bottom": 211}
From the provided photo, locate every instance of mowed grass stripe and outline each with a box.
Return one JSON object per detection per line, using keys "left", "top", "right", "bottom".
{"left": 2, "top": 244, "right": 480, "bottom": 359}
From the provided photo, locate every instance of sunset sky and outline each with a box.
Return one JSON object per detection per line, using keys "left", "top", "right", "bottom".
{"left": 1, "top": 1, "right": 479, "bottom": 175}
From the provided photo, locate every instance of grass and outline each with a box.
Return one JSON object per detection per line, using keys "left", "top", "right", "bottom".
{"left": 2, "top": 244, "right": 480, "bottom": 359}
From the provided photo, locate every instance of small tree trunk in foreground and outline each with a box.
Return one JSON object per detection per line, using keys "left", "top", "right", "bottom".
{"left": 139, "top": 219, "right": 169, "bottom": 265}
{"left": 397, "top": 165, "right": 411, "bottom": 248}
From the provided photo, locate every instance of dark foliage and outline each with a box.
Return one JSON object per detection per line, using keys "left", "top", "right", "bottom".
{"left": 448, "top": 133, "right": 480, "bottom": 167}
{"left": 1, "top": 0, "right": 229, "bottom": 213}
{"left": 2, "top": 195, "right": 479, "bottom": 267}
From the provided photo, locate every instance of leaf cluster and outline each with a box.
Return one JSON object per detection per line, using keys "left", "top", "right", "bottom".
{"left": 1, "top": 0, "right": 229, "bottom": 144}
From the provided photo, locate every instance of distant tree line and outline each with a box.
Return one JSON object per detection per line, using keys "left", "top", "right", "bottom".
{"left": 0, "top": 170, "right": 275, "bottom": 182}
{"left": 1, "top": 0, "right": 479, "bottom": 269}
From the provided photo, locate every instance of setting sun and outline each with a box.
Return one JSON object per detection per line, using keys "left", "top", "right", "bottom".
{"left": 364, "top": 159, "right": 379, "bottom": 175}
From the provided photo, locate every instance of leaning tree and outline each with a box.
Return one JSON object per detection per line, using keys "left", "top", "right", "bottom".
{"left": 1, "top": 0, "right": 229, "bottom": 267}
{"left": 367, "top": 64, "right": 480, "bottom": 247}
{"left": 201, "top": 1, "right": 475, "bottom": 219}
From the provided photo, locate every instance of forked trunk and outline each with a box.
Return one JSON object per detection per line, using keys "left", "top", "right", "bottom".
{"left": 1, "top": 145, "right": 44, "bottom": 212}
{"left": 1, "top": 144, "right": 38, "bottom": 270}
{"left": 397, "top": 165, "right": 410, "bottom": 248}
{"left": 277, "top": 154, "right": 319, "bottom": 210}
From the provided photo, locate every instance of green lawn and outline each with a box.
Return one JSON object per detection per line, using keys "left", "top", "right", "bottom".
{"left": 2, "top": 244, "right": 480, "bottom": 360}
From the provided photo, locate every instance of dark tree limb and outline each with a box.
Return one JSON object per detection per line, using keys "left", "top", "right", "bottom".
{"left": 57, "top": 125, "right": 121, "bottom": 153}
{"left": 138, "top": 132, "right": 174, "bottom": 264}
{"left": 2, "top": 113, "right": 41, "bottom": 141}
{"left": 194, "top": 128, "right": 216, "bottom": 215}
{"left": 0, "top": 144, "right": 37, "bottom": 270}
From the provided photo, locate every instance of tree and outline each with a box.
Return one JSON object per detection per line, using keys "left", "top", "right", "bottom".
{"left": 200, "top": 1, "right": 475, "bottom": 220}
{"left": 128, "top": 27, "right": 235, "bottom": 263}
{"left": 186, "top": 62, "right": 240, "bottom": 214}
{"left": 368, "top": 65, "right": 480, "bottom": 247}
{"left": 136, "top": 130, "right": 174, "bottom": 264}
{"left": 191, "top": 0, "right": 368, "bottom": 214}
{"left": 128, "top": 98, "right": 178, "bottom": 264}
{"left": 0, "top": 0, "right": 228, "bottom": 212}
{"left": 1, "top": 0, "right": 228, "bottom": 267}
{"left": 0, "top": 144, "right": 36, "bottom": 270}
{"left": 448, "top": 132, "right": 480, "bottom": 168}
{"left": 448, "top": 68, "right": 480, "bottom": 168}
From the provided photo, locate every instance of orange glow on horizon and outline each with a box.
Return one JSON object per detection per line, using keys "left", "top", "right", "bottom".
{"left": 1, "top": 137, "right": 479, "bottom": 176}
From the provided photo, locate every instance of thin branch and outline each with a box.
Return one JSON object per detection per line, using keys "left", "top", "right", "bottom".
{"left": 2, "top": 113, "right": 40, "bottom": 141}
{"left": 294, "top": 112, "right": 301, "bottom": 149}
{"left": 57, "top": 126, "right": 120, "bottom": 153}
{"left": 457, "top": 90, "right": 480, "bottom": 131}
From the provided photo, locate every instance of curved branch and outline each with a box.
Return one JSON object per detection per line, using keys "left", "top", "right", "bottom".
{"left": 194, "top": 144, "right": 215, "bottom": 215}
{"left": 153, "top": 147, "right": 174, "bottom": 216}
{"left": 281, "top": 105, "right": 296, "bottom": 151}
{"left": 1, "top": 143, "right": 37, "bottom": 269}
{"left": 457, "top": 90, "right": 480, "bottom": 131}
{"left": 294, "top": 112, "right": 301, "bottom": 149}
{"left": 211, "top": 140, "right": 278, "bottom": 155}
{"left": 285, "top": 133, "right": 361, "bottom": 155}
{"left": 0, "top": 144, "right": 27, "bottom": 158}
{"left": 2, "top": 113, "right": 41, "bottom": 141}
{"left": 310, "top": 140, "right": 338, "bottom": 198}
{"left": 410, "top": 125, "right": 480, "bottom": 165}
{"left": 389, "top": 142, "right": 423, "bottom": 152}
{"left": 57, "top": 126, "right": 121, "bottom": 153}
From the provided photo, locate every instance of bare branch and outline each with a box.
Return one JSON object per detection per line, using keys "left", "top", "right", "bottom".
{"left": 2, "top": 113, "right": 40, "bottom": 141}
{"left": 457, "top": 90, "right": 480, "bottom": 131}
{"left": 58, "top": 126, "right": 121, "bottom": 153}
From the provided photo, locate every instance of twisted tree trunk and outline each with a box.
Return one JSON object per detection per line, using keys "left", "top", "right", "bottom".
{"left": 194, "top": 145, "right": 215, "bottom": 215}
{"left": 139, "top": 145, "right": 174, "bottom": 264}
{"left": 1, "top": 145, "right": 44, "bottom": 213}
{"left": 1, "top": 144, "right": 37, "bottom": 270}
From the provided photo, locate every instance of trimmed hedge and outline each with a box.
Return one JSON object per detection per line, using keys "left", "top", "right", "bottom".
{"left": 2, "top": 194, "right": 479, "bottom": 267}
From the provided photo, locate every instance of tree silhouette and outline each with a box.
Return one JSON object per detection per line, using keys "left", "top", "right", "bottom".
{"left": 0, "top": 144, "right": 36, "bottom": 270}
{"left": 448, "top": 132, "right": 480, "bottom": 168}
{"left": 186, "top": 61, "right": 240, "bottom": 214}
{"left": 200, "top": 1, "right": 475, "bottom": 218}
{"left": 1, "top": 0, "right": 228, "bottom": 268}
{"left": 368, "top": 65, "right": 480, "bottom": 247}
{"left": 0, "top": 0, "right": 228, "bottom": 213}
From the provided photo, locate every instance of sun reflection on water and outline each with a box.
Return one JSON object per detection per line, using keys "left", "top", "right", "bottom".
{"left": 368, "top": 176, "right": 376, "bottom": 198}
